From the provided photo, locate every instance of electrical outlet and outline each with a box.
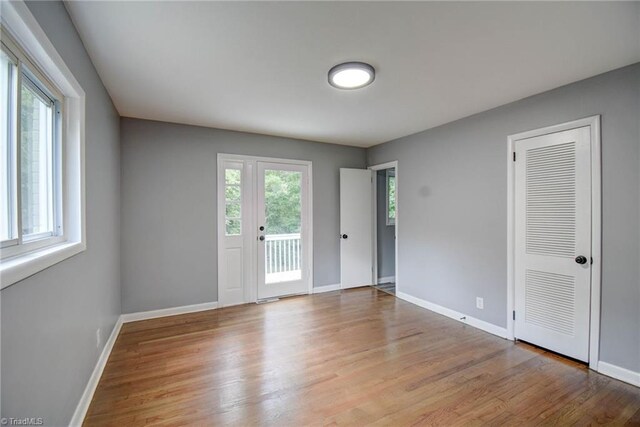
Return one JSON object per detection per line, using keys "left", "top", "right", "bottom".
{"left": 476, "top": 297, "right": 484, "bottom": 310}
{"left": 96, "top": 328, "right": 102, "bottom": 348}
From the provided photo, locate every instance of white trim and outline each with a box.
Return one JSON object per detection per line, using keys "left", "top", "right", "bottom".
{"left": 368, "top": 160, "right": 397, "bottom": 170}
{"left": 69, "top": 316, "right": 122, "bottom": 427}
{"left": 588, "top": 118, "right": 602, "bottom": 368}
{"left": 368, "top": 161, "right": 398, "bottom": 292}
{"left": 0, "top": 241, "right": 84, "bottom": 285}
{"left": 218, "top": 153, "right": 313, "bottom": 167}
{"left": 597, "top": 361, "right": 640, "bottom": 388}
{"left": 217, "top": 153, "right": 313, "bottom": 305}
{"left": 377, "top": 276, "right": 394, "bottom": 284}
{"left": 312, "top": 283, "right": 341, "bottom": 294}
{"left": 0, "top": 0, "right": 86, "bottom": 288}
{"left": 506, "top": 116, "right": 601, "bottom": 370}
{"left": 397, "top": 291, "right": 508, "bottom": 339}
{"left": 120, "top": 301, "right": 219, "bottom": 323}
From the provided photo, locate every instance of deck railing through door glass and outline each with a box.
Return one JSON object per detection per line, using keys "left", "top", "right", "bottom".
{"left": 265, "top": 233, "right": 301, "bottom": 283}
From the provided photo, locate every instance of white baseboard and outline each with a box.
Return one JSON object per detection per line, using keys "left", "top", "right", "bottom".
{"left": 377, "top": 276, "right": 395, "bottom": 284}
{"left": 69, "top": 316, "right": 123, "bottom": 427}
{"left": 598, "top": 361, "right": 640, "bottom": 387}
{"left": 312, "top": 283, "right": 341, "bottom": 294}
{"left": 121, "top": 301, "right": 218, "bottom": 323}
{"left": 396, "top": 291, "right": 508, "bottom": 339}
{"left": 397, "top": 293, "right": 639, "bottom": 389}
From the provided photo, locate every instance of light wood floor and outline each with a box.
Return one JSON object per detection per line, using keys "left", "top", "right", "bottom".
{"left": 85, "top": 288, "right": 640, "bottom": 426}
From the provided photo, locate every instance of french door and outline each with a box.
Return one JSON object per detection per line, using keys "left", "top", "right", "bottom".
{"left": 256, "top": 162, "right": 310, "bottom": 300}
{"left": 218, "top": 155, "right": 311, "bottom": 306}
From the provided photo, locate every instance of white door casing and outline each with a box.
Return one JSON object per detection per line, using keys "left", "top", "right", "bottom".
{"left": 514, "top": 125, "right": 592, "bottom": 362}
{"left": 256, "top": 161, "right": 310, "bottom": 300}
{"left": 340, "top": 168, "right": 373, "bottom": 289}
{"left": 369, "top": 161, "right": 399, "bottom": 290}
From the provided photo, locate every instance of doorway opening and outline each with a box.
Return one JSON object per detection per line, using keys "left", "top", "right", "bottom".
{"left": 370, "top": 161, "right": 398, "bottom": 296}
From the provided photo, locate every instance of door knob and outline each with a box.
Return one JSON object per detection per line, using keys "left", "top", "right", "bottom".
{"left": 575, "top": 255, "right": 587, "bottom": 264}
{"left": 259, "top": 235, "right": 265, "bottom": 241}
{"left": 342, "top": 234, "right": 348, "bottom": 239}
{"left": 259, "top": 226, "right": 264, "bottom": 231}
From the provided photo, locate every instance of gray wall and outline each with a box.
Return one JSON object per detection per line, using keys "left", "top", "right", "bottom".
{"left": 0, "top": 1, "right": 121, "bottom": 425}
{"left": 367, "top": 63, "right": 640, "bottom": 372}
{"left": 376, "top": 169, "right": 395, "bottom": 279}
{"left": 121, "top": 118, "right": 366, "bottom": 313}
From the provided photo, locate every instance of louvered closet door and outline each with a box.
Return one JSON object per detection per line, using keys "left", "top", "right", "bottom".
{"left": 515, "top": 126, "right": 591, "bottom": 362}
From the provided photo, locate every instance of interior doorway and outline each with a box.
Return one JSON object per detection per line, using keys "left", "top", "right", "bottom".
{"left": 370, "top": 161, "right": 398, "bottom": 296}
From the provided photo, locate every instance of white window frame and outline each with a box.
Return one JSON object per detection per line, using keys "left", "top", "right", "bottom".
{"left": 1, "top": 30, "right": 65, "bottom": 256}
{"left": 385, "top": 169, "right": 396, "bottom": 226}
{"left": 0, "top": 1, "right": 86, "bottom": 288}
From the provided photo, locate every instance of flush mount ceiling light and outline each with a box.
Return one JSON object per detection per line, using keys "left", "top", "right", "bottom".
{"left": 328, "top": 62, "right": 375, "bottom": 90}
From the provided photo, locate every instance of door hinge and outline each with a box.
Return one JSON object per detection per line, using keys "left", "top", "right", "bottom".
{"left": 513, "top": 310, "right": 516, "bottom": 320}
{"left": 513, "top": 152, "right": 516, "bottom": 162}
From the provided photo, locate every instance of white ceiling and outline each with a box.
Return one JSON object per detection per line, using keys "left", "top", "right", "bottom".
{"left": 65, "top": 1, "right": 640, "bottom": 147}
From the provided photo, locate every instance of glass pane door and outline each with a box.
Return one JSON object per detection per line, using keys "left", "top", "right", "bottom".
{"left": 263, "top": 169, "right": 302, "bottom": 284}
{"left": 257, "top": 162, "right": 309, "bottom": 299}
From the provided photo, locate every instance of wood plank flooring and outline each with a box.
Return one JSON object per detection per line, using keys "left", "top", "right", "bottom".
{"left": 84, "top": 288, "right": 640, "bottom": 426}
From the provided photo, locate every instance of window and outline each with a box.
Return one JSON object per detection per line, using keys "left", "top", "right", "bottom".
{"left": 1, "top": 32, "right": 63, "bottom": 257}
{"left": 386, "top": 169, "right": 396, "bottom": 225}
{"left": 1, "top": 1, "right": 86, "bottom": 289}
{"left": 225, "top": 168, "right": 242, "bottom": 235}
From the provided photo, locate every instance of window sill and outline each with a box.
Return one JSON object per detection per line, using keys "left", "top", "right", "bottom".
{"left": 0, "top": 241, "right": 85, "bottom": 289}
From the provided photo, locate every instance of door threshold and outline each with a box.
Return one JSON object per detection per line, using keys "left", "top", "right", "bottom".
{"left": 515, "top": 339, "right": 589, "bottom": 366}
{"left": 256, "top": 298, "right": 280, "bottom": 304}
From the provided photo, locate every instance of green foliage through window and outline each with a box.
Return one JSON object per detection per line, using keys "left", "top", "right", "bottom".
{"left": 224, "top": 168, "right": 242, "bottom": 235}
{"left": 264, "top": 170, "right": 301, "bottom": 235}
{"left": 225, "top": 169, "right": 240, "bottom": 185}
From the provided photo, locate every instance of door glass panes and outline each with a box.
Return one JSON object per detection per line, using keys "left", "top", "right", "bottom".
{"left": 21, "top": 73, "right": 55, "bottom": 239}
{"left": 224, "top": 168, "right": 241, "bottom": 235}
{"left": 263, "top": 169, "right": 302, "bottom": 284}
{"left": 1, "top": 49, "right": 14, "bottom": 242}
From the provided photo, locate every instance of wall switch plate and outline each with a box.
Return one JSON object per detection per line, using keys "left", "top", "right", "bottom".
{"left": 476, "top": 297, "right": 484, "bottom": 310}
{"left": 96, "top": 328, "right": 102, "bottom": 348}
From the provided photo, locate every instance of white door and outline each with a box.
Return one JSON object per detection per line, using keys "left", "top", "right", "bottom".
{"left": 340, "top": 168, "right": 373, "bottom": 289}
{"left": 257, "top": 162, "right": 310, "bottom": 299}
{"left": 514, "top": 126, "right": 592, "bottom": 362}
{"left": 218, "top": 160, "right": 251, "bottom": 307}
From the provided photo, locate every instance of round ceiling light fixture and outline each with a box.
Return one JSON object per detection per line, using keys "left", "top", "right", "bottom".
{"left": 328, "top": 62, "right": 375, "bottom": 90}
